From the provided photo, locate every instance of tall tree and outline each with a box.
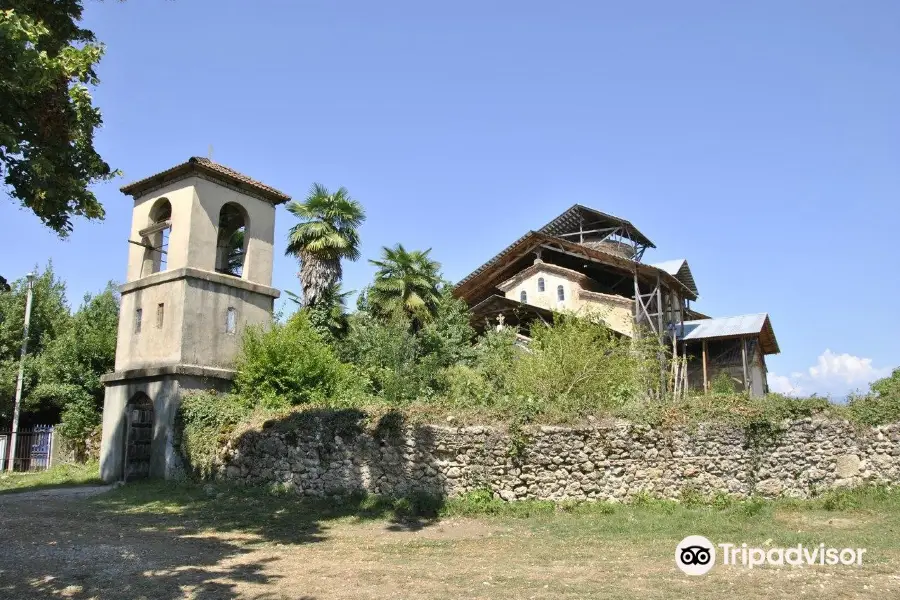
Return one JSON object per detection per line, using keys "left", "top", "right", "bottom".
{"left": 368, "top": 244, "right": 442, "bottom": 327}
{"left": 286, "top": 283, "right": 352, "bottom": 343}
{"left": 33, "top": 284, "right": 118, "bottom": 440}
{"left": 1, "top": 1, "right": 118, "bottom": 236}
{"left": 285, "top": 183, "right": 365, "bottom": 306}
{"left": 0, "top": 264, "right": 70, "bottom": 421}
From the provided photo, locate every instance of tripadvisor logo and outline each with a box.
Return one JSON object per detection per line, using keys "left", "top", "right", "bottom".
{"left": 676, "top": 536, "right": 867, "bottom": 575}
{"left": 676, "top": 535, "right": 716, "bottom": 575}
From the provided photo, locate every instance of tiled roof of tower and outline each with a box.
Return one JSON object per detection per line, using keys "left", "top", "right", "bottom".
{"left": 120, "top": 157, "right": 291, "bottom": 204}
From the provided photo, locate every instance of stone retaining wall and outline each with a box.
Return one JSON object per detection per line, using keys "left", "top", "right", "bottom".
{"left": 216, "top": 416, "right": 900, "bottom": 501}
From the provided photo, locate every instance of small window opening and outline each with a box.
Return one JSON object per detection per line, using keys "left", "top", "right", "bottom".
{"left": 143, "top": 198, "right": 172, "bottom": 275}
{"left": 159, "top": 228, "right": 170, "bottom": 271}
{"left": 156, "top": 303, "right": 164, "bottom": 328}
{"left": 520, "top": 290, "right": 527, "bottom": 304}
{"left": 537, "top": 277, "right": 545, "bottom": 292}
{"left": 134, "top": 308, "right": 143, "bottom": 334}
{"left": 225, "top": 307, "right": 237, "bottom": 334}
{"left": 216, "top": 203, "right": 247, "bottom": 277}
{"left": 557, "top": 285, "right": 565, "bottom": 302}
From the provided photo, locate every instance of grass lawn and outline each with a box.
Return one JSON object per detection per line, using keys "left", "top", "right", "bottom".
{"left": 0, "top": 460, "right": 101, "bottom": 494}
{"left": 0, "top": 481, "right": 897, "bottom": 599}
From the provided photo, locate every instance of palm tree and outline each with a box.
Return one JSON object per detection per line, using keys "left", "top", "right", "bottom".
{"left": 285, "top": 183, "right": 365, "bottom": 306}
{"left": 223, "top": 229, "right": 245, "bottom": 276}
{"left": 285, "top": 283, "right": 353, "bottom": 340}
{"left": 368, "top": 244, "right": 442, "bottom": 326}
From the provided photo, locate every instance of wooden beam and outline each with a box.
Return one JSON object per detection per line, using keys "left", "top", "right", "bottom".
{"left": 633, "top": 272, "right": 642, "bottom": 336}
{"left": 702, "top": 339, "right": 709, "bottom": 394}
{"left": 128, "top": 239, "right": 167, "bottom": 254}
{"left": 741, "top": 337, "right": 749, "bottom": 392}
{"left": 554, "top": 227, "right": 619, "bottom": 238}
{"left": 138, "top": 219, "right": 172, "bottom": 238}
{"left": 655, "top": 275, "right": 664, "bottom": 339}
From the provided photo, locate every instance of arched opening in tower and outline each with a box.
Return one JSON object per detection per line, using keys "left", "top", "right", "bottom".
{"left": 216, "top": 203, "right": 248, "bottom": 277}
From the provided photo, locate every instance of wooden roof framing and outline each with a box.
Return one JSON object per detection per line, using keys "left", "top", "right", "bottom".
{"left": 539, "top": 204, "right": 655, "bottom": 249}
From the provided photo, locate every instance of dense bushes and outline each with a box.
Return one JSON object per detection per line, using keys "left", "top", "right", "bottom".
{"left": 847, "top": 368, "right": 900, "bottom": 426}
{"left": 503, "top": 315, "right": 660, "bottom": 409}
{"left": 178, "top": 391, "right": 253, "bottom": 478}
{"left": 215, "top": 296, "right": 900, "bottom": 431}
{"left": 0, "top": 267, "right": 118, "bottom": 458}
{"left": 177, "top": 292, "right": 900, "bottom": 480}
{"left": 336, "top": 287, "right": 477, "bottom": 404}
{"left": 234, "top": 312, "right": 363, "bottom": 408}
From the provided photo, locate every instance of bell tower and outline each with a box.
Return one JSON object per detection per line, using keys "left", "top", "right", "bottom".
{"left": 99, "top": 157, "right": 288, "bottom": 481}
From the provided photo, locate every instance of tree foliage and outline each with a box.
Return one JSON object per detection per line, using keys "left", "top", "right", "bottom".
{"left": 336, "top": 286, "right": 475, "bottom": 404}
{"left": 233, "top": 312, "right": 360, "bottom": 408}
{"left": 0, "top": 268, "right": 117, "bottom": 453}
{"left": 286, "top": 283, "right": 352, "bottom": 344}
{"left": 285, "top": 183, "right": 365, "bottom": 306}
{"left": 0, "top": 264, "right": 70, "bottom": 418}
{"left": 1, "top": 1, "right": 117, "bottom": 236}
{"left": 870, "top": 368, "right": 900, "bottom": 400}
{"left": 34, "top": 284, "right": 118, "bottom": 440}
{"left": 502, "top": 313, "right": 661, "bottom": 409}
{"left": 368, "top": 244, "right": 442, "bottom": 327}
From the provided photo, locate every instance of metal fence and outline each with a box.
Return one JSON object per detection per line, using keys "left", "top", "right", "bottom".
{"left": 0, "top": 425, "right": 55, "bottom": 472}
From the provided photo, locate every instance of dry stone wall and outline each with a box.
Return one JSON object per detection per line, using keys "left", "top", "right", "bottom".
{"left": 217, "top": 416, "right": 900, "bottom": 501}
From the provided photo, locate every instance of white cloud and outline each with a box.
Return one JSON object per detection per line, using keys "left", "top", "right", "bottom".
{"left": 770, "top": 349, "right": 891, "bottom": 399}
{"left": 768, "top": 373, "right": 803, "bottom": 396}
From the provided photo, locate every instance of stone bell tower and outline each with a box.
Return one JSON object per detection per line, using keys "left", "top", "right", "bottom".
{"left": 99, "top": 157, "right": 288, "bottom": 482}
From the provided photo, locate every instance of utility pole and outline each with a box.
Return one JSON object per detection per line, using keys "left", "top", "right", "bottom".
{"left": 7, "top": 273, "right": 35, "bottom": 472}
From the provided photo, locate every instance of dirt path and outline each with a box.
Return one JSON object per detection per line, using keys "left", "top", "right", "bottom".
{"left": 0, "top": 485, "right": 114, "bottom": 503}
{"left": 0, "top": 489, "right": 896, "bottom": 599}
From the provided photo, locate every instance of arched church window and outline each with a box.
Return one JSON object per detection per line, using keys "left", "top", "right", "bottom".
{"left": 538, "top": 277, "right": 545, "bottom": 292}
{"left": 557, "top": 285, "right": 565, "bottom": 301}
{"left": 520, "top": 290, "right": 527, "bottom": 303}
{"left": 216, "top": 203, "right": 248, "bottom": 277}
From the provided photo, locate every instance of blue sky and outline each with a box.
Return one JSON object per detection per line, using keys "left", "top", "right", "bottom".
{"left": 2, "top": 0, "right": 898, "bottom": 397}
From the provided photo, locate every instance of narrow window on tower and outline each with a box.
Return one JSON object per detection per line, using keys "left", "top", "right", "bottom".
{"left": 134, "top": 308, "right": 143, "bottom": 334}
{"left": 156, "top": 303, "right": 164, "bottom": 328}
{"left": 225, "top": 307, "right": 237, "bottom": 334}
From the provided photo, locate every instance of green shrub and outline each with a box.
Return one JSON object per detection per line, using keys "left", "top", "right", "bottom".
{"left": 710, "top": 371, "right": 738, "bottom": 395}
{"left": 847, "top": 391, "right": 900, "bottom": 427}
{"left": 438, "top": 364, "right": 494, "bottom": 407}
{"left": 870, "top": 368, "right": 900, "bottom": 399}
{"left": 178, "top": 391, "right": 252, "bottom": 477}
{"left": 679, "top": 484, "right": 704, "bottom": 508}
{"left": 504, "top": 313, "right": 659, "bottom": 414}
{"left": 472, "top": 326, "right": 519, "bottom": 390}
{"left": 234, "top": 312, "right": 356, "bottom": 407}
{"left": 56, "top": 389, "right": 101, "bottom": 460}
{"left": 821, "top": 488, "right": 860, "bottom": 512}
{"left": 738, "top": 497, "right": 767, "bottom": 517}
{"left": 338, "top": 312, "right": 436, "bottom": 404}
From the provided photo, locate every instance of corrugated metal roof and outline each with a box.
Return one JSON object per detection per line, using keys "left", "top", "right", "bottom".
{"left": 674, "top": 313, "right": 779, "bottom": 354}
{"left": 651, "top": 259, "right": 699, "bottom": 297}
